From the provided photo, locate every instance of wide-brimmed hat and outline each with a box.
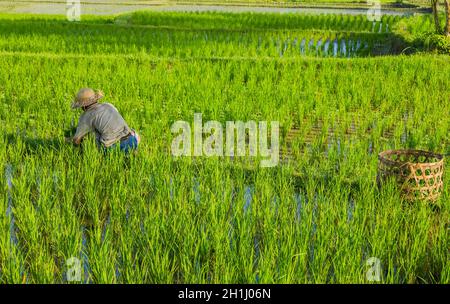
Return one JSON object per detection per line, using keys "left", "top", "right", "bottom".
{"left": 71, "top": 88, "right": 104, "bottom": 109}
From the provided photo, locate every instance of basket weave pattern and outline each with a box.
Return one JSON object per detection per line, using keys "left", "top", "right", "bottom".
{"left": 378, "top": 150, "right": 445, "bottom": 202}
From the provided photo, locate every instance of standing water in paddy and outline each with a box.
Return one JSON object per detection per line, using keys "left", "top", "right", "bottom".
{"left": 316, "top": 38, "right": 323, "bottom": 56}
{"left": 341, "top": 40, "right": 347, "bottom": 57}
{"left": 333, "top": 39, "right": 339, "bottom": 57}
{"left": 324, "top": 39, "right": 330, "bottom": 55}
{"left": 300, "top": 38, "right": 306, "bottom": 55}
{"left": 244, "top": 185, "right": 253, "bottom": 214}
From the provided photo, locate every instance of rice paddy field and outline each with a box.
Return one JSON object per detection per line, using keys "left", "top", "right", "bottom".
{"left": 0, "top": 10, "right": 449, "bottom": 284}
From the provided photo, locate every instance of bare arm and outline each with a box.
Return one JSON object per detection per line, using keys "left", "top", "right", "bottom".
{"left": 72, "top": 136, "right": 83, "bottom": 145}
{"left": 64, "top": 135, "right": 83, "bottom": 145}
{"left": 67, "top": 114, "right": 92, "bottom": 146}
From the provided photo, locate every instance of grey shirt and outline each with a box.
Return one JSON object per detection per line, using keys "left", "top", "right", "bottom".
{"left": 74, "top": 103, "right": 131, "bottom": 147}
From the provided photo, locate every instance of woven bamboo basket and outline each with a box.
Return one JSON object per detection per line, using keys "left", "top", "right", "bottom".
{"left": 377, "top": 149, "right": 445, "bottom": 202}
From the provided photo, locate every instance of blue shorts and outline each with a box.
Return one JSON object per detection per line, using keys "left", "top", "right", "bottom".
{"left": 105, "top": 130, "right": 139, "bottom": 154}
{"left": 118, "top": 134, "right": 138, "bottom": 153}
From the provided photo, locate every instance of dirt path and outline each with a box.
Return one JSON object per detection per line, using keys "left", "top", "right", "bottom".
{"left": 0, "top": 1, "right": 422, "bottom": 16}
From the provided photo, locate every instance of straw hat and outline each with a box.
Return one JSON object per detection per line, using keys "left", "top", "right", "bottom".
{"left": 71, "top": 88, "right": 104, "bottom": 109}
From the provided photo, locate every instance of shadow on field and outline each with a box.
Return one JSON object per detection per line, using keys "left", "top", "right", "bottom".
{"left": 5, "top": 133, "right": 67, "bottom": 154}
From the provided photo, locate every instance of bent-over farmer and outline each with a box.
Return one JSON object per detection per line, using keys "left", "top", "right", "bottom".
{"left": 66, "top": 88, "right": 140, "bottom": 153}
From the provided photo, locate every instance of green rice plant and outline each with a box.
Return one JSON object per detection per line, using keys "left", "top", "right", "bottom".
{"left": 0, "top": 11, "right": 448, "bottom": 284}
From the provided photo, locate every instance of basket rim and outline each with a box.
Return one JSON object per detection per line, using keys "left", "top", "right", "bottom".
{"left": 378, "top": 149, "right": 445, "bottom": 167}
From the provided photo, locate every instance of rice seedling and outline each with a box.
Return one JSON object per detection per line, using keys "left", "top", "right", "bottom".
{"left": 0, "top": 10, "right": 448, "bottom": 284}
